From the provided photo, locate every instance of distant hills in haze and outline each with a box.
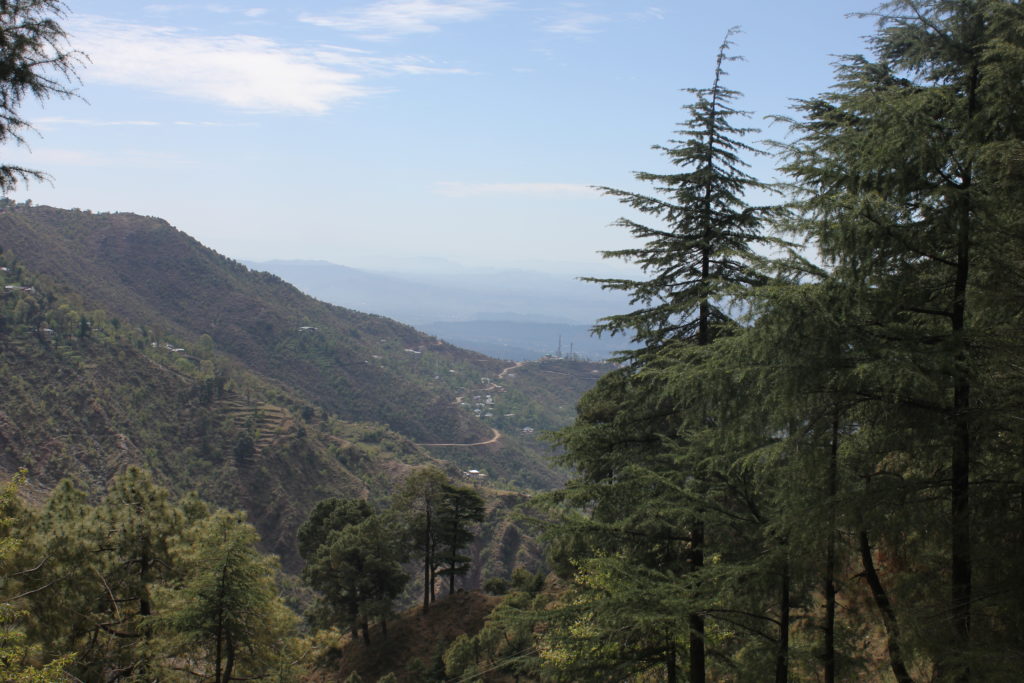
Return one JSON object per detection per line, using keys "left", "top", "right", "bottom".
{"left": 246, "top": 259, "right": 637, "bottom": 361}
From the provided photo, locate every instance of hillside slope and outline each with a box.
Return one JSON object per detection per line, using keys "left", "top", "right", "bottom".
{"left": 0, "top": 204, "right": 613, "bottom": 571}
{"left": 0, "top": 205, "right": 500, "bottom": 446}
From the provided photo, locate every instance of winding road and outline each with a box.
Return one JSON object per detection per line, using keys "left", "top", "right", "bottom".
{"left": 417, "top": 362, "right": 525, "bottom": 448}
{"left": 416, "top": 427, "right": 502, "bottom": 448}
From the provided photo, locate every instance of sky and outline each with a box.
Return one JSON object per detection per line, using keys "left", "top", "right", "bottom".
{"left": 3, "top": 0, "right": 880, "bottom": 276}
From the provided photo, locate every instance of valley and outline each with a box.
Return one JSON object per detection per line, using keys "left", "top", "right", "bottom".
{"left": 0, "top": 203, "right": 611, "bottom": 572}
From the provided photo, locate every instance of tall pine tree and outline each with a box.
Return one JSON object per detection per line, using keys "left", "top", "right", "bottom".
{"left": 549, "top": 30, "right": 777, "bottom": 682}
{"left": 777, "top": 1, "right": 1024, "bottom": 677}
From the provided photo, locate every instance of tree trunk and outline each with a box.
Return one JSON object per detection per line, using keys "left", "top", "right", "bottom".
{"left": 950, "top": 167, "right": 973, "bottom": 683}
{"left": 824, "top": 416, "right": 839, "bottom": 683}
{"left": 667, "top": 641, "right": 678, "bottom": 683}
{"left": 688, "top": 243, "right": 711, "bottom": 683}
{"left": 214, "top": 627, "right": 223, "bottom": 683}
{"left": 858, "top": 530, "right": 913, "bottom": 683}
{"left": 423, "top": 506, "right": 432, "bottom": 613}
{"left": 775, "top": 557, "right": 790, "bottom": 683}
{"left": 139, "top": 550, "right": 152, "bottom": 617}
{"left": 361, "top": 619, "right": 371, "bottom": 645}
{"left": 688, "top": 548, "right": 704, "bottom": 683}
{"left": 215, "top": 566, "right": 226, "bottom": 683}
{"left": 350, "top": 602, "right": 360, "bottom": 641}
{"left": 223, "top": 632, "right": 236, "bottom": 683}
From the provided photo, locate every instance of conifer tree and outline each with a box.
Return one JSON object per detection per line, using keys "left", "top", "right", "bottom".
{"left": 300, "top": 501, "right": 408, "bottom": 645}
{"left": 155, "top": 509, "right": 300, "bottom": 682}
{"left": 777, "top": 1, "right": 1024, "bottom": 677}
{"left": 435, "top": 484, "right": 485, "bottom": 596}
{"left": 0, "top": 472, "right": 74, "bottom": 682}
{"left": 394, "top": 466, "right": 448, "bottom": 611}
{"left": 20, "top": 468, "right": 186, "bottom": 679}
{"left": 551, "top": 30, "right": 776, "bottom": 682}
{"left": 587, "top": 27, "right": 775, "bottom": 361}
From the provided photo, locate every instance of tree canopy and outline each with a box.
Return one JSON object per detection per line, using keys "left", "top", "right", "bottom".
{"left": 0, "top": 0, "right": 81, "bottom": 191}
{"left": 542, "top": 2, "right": 1024, "bottom": 681}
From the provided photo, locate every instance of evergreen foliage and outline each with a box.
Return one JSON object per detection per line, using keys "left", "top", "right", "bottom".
{"left": 546, "top": 30, "right": 776, "bottom": 682}
{"left": 435, "top": 484, "right": 486, "bottom": 596}
{"left": 300, "top": 499, "right": 409, "bottom": 645}
{"left": 155, "top": 509, "right": 300, "bottom": 682}
{"left": 542, "top": 2, "right": 1024, "bottom": 681}
{"left": 0, "top": 472, "right": 74, "bottom": 682}
{"left": 586, "top": 27, "right": 776, "bottom": 360}
{"left": 0, "top": 469, "right": 305, "bottom": 681}
{"left": 394, "top": 466, "right": 449, "bottom": 611}
{"left": 0, "top": 0, "right": 81, "bottom": 191}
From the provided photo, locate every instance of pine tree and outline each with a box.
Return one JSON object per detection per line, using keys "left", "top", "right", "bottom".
{"left": 394, "top": 466, "right": 448, "bottom": 611}
{"left": 155, "top": 509, "right": 299, "bottom": 682}
{"left": 434, "top": 484, "right": 485, "bottom": 596}
{"left": 0, "top": 472, "right": 74, "bottom": 682}
{"left": 550, "top": 30, "right": 777, "bottom": 682}
{"left": 20, "top": 468, "right": 186, "bottom": 679}
{"left": 776, "top": 1, "right": 1024, "bottom": 677}
{"left": 300, "top": 502, "right": 408, "bottom": 645}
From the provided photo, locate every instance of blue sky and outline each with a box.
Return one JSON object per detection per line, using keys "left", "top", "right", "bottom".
{"left": 4, "top": 0, "right": 878, "bottom": 275}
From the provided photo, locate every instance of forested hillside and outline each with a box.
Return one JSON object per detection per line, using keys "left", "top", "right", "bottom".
{"left": 0, "top": 205, "right": 500, "bottom": 445}
{"left": 0, "top": 202, "right": 598, "bottom": 484}
{"left": 0, "top": 201, "right": 600, "bottom": 680}
{"left": 0, "top": 204, "right": 611, "bottom": 569}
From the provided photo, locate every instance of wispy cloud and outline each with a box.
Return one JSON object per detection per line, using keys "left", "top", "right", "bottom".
{"left": 35, "top": 117, "right": 161, "bottom": 127}
{"left": 3, "top": 147, "right": 191, "bottom": 169}
{"left": 71, "top": 16, "right": 474, "bottom": 113}
{"left": 72, "top": 16, "right": 371, "bottom": 114}
{"left": 436, "top": 181, "right": 595, "bottom": 198}
{"left": 172, "top": 120, "right": 257, "bottom": 127}
{"left": 143, "top": 4, "right": 186, "bottom": 13}
{"left": 542, "top": 10, "right": 610, "bottom": 35}
{"left": 300, "top": 0, "right": 506, "bottom": 40}
{"left": 314, "top": 47, "right": 471, "bottom": 76}
{"left": 34, "top": 117, "right": 255, "bottom": 128}
{"left": 243, "top": 8, "right": 268, "bottom": 18}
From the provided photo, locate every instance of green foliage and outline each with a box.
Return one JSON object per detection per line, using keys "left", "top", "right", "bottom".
{"left": 541, "top": 2, "right": 1024, "bottom": 681}
{"left": 154, "top": 509, "right": 300, "bottom": 682}
{"left": 435, "top": 484, "right": 486, "bottom": 596}
{"left": 15, "top": 468, "right": 189, "bottom": 679}
{"left": 0, "top": 0, "right": 82, "bottom": 191}
{"left": 586, "top": 28, "right": 776, "bottom": 360}
{"left": 0, "top": 472, "right": 75, "bottom": 682}
{"left": 395, "top": 466, "right": 449, "bottom": 610}
{"left": 3, "top": 469, "right": 305, "bottom": 681}
{"left": 298, "top": 497, "right": 372, "bottom": 561}
{"left": 301, "top": 501, "right": 409, "bottom": 644}
{"left": 482, "top": 576, "right": 509, "bottom": 595}
{"left": 443, "top": 576, "right": 548, "bottom": 682}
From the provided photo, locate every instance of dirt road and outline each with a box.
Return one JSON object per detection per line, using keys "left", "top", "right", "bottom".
{"left": 417, "top": 428, "right": 501, "bottom": 448}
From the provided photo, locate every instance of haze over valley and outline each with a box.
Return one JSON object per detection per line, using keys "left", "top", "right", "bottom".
{"left": 247, "top": 258, "right": 636, "bottom": 360}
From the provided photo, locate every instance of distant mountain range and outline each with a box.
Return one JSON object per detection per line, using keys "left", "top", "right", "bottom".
{"left": 246, "top": 259, "right": 637, "bottom": 360}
